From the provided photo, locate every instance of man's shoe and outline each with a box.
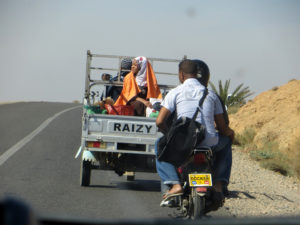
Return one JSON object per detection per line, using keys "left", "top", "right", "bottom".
{"left": 222, "top": 185, "right": 230, "bottom": 197}
{"left": 206, "top": 191, "right": 224, "bottom": 212}
{"left": 160, "top": 196, "right": 180, "bottom": 208}
{"left": 160, "top": 199, "right": 173, "bottom": 207}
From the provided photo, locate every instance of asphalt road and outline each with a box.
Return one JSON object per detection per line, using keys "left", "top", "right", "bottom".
{"left": 0, "top": 102, "right": 231, "bottom": 222}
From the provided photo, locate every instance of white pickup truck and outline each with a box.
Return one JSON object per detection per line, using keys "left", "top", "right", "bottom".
{"left": 76, "top": 51, "right": 182, "bottom": 186}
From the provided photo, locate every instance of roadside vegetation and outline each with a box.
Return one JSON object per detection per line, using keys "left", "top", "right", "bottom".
{"left": 210, "top": 79, "right": 299, "bottom": 178}
{"left": 209, "top": 79, "right": 253, "bottom": 108}
{"left": 291, "top": 138, "right": 300, "bottom": 178}
{"left": 234, "top": 128, "right": 297, "bottom": 178}
{"left": 227, "top": 105, "right": 241, "bottom": 115}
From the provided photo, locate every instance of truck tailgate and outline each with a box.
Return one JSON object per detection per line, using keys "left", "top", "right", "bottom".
{"left": 82, "top": 114, "right": 162, "bottom": 155}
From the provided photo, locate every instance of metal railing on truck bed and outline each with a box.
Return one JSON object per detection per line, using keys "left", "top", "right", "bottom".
{"left": 84, "top": 50, "right": 184, "bottom": 104}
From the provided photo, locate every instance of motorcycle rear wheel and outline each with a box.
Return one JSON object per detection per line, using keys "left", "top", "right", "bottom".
{"left": 190, "top": 188, "right": 205, "bottom": 220}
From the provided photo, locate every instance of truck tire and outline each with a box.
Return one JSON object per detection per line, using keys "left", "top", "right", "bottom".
{"left": 80, "top": 160, "right": 91, "bottom": 186}
{"left": 127, "top": 175, "right": 135, "bottom": 181}
{"left": 190, "top": 188, "right": 205, "bottom": 220}
{"left": 125, "top": 171, "right": 135, "bottom": 181}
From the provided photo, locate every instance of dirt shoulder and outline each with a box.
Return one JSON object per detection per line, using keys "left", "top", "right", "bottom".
{"left": 0, "top": 101, "right": 22, "bottom": 105}
{"left": 224, "top": 147, "right": 300, "bottom": 217}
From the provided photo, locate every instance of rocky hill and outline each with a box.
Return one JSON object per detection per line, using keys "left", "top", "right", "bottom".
{"left": 230, "top": 79, "right": 300, "bottom": 156}
{"left": 224, "top": 79, "right": 300, "bottom": 217}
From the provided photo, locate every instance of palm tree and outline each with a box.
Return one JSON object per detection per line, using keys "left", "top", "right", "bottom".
{"left": 209, "top": 79, "right": 253, "bottom": 107}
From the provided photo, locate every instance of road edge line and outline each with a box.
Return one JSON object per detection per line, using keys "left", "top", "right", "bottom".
{"left": 0, "top": 105, "right": 81, "bottom": 166}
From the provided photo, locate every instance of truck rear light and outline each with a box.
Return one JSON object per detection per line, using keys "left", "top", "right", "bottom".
{"left": 87, "top": 141, "right": 106, "bottom": 148}
{"left": 194, "top": 153, "right": 206, "bottom": 165}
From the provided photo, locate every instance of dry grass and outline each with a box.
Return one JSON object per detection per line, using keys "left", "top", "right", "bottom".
{"left": 260, "top": 159, "right": 293, "bottom": 176}
{"left": 0, "top": 101, "right": 21, "bottom": 105}
{"left": 291, "top": 138, "right": 300, "bottom": 178}
{"left": 235, "top": 128, "right": 294, "bottom": 177}
{"left": 234, "top": 128, "right": 256, "bottom": 147}
{"left": 249, "top": 141, "right": 293, "bottom": 176}
{"left": 228, "top": 105, "right": 241, "bottom": 114}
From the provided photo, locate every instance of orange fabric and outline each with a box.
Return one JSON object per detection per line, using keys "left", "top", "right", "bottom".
{"left": 146, "top": 61, "right": 162, "bottom": 100}
{"left": 114, "top": 72, "right": 140, "bottom": 105}
{"left": 114, "top": 61, "right": 162, "bottom": 106}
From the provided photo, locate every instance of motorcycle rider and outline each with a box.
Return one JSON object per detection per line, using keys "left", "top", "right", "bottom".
{"left": 193, "top": 59, "right": 233, "bottom": 196}
{"left": 155, "top": 59, "right": 234, "bottom": 208}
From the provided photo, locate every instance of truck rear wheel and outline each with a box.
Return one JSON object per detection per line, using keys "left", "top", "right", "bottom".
{"left": 125, "top": 171, "right": 135, "bottom": 181}
{"left": 80, "top": 160, "right": 91, "bottom": 186}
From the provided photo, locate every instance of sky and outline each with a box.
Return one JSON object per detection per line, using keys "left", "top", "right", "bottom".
{"left": 0, "top": 0, "right": 300, "bottom": 103}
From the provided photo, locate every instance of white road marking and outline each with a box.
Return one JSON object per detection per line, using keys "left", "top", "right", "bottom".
{"left": 0, "top": 105, "right": 81, "bottom": 166}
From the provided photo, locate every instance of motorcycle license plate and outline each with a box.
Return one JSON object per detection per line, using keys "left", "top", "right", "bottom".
{"left": 188, "top": 174, "right": 212, "bottom": 187}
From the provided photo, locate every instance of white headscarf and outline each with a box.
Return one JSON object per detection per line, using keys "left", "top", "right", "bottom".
{"left": 134, "top": 56, "right": 147, "bottom": 87}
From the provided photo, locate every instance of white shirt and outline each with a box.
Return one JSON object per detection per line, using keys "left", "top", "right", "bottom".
{"left": 161, "top": 78, "right": 223, "bottom": 146}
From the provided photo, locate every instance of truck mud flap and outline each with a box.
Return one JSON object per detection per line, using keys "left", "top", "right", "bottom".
{"left": 82, "top": 150, "right": 97, "bottom": 162}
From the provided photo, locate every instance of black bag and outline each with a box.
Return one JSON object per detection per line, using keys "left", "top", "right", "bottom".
{"left": 157, "top": 88, "right": 208, "bottom": 167}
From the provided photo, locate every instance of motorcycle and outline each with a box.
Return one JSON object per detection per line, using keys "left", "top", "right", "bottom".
{"left": 160, "top": 146, "right": 222, "bottom": 220}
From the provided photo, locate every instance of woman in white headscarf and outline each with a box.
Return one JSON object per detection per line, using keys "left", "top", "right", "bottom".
{"left": 114, "top": 56, "right": 162, "bottom": 116}
{"left": 134, "top": 56, "right": 148, "bottom": 87}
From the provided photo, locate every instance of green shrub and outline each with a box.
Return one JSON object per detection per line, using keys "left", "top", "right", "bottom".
{"left": 260, "top": 159, "right": 293, "bottom": 176}
{"left": 292, "top": 139, "right": 300, "bottom": 178}
{"left": 233, "top": 126, "right": 298, "bottom": 177}
{"left": 249, "top": 141, "right": 293, "bottom": 176}
{"left": 250, "top": 149, "right": 274, "bottom": 160}
{"left": 227, "top": 105, "right": 241, "bottom": 114}
{"left": 234, "top": 128, "right": 256, "bottom": 147}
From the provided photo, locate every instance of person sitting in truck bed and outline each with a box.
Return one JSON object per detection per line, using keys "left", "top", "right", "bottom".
{"left": 104, "top": 58, "right": 132, "bottom": 101}
{"left": 114, "top": 56, "right": 162, "bottom": 116}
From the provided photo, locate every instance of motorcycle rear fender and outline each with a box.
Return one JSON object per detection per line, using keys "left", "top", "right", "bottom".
{"left": 195, "top": 187, "right": 213, "bottom": 197}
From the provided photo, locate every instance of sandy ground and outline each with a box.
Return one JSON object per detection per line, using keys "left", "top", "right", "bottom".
{"left": 0, "top": 101, "right": 22, "bottom": 105}
{"left": 225, "top": 147, "right": 300, "bottom": 217}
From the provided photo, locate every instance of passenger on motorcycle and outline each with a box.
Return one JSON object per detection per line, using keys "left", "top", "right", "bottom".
{"left": 193, "top": 59, "right": 233, "bottom": 196}
{"left": 155, "top": 59, "right": 234, "bottom": 207}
